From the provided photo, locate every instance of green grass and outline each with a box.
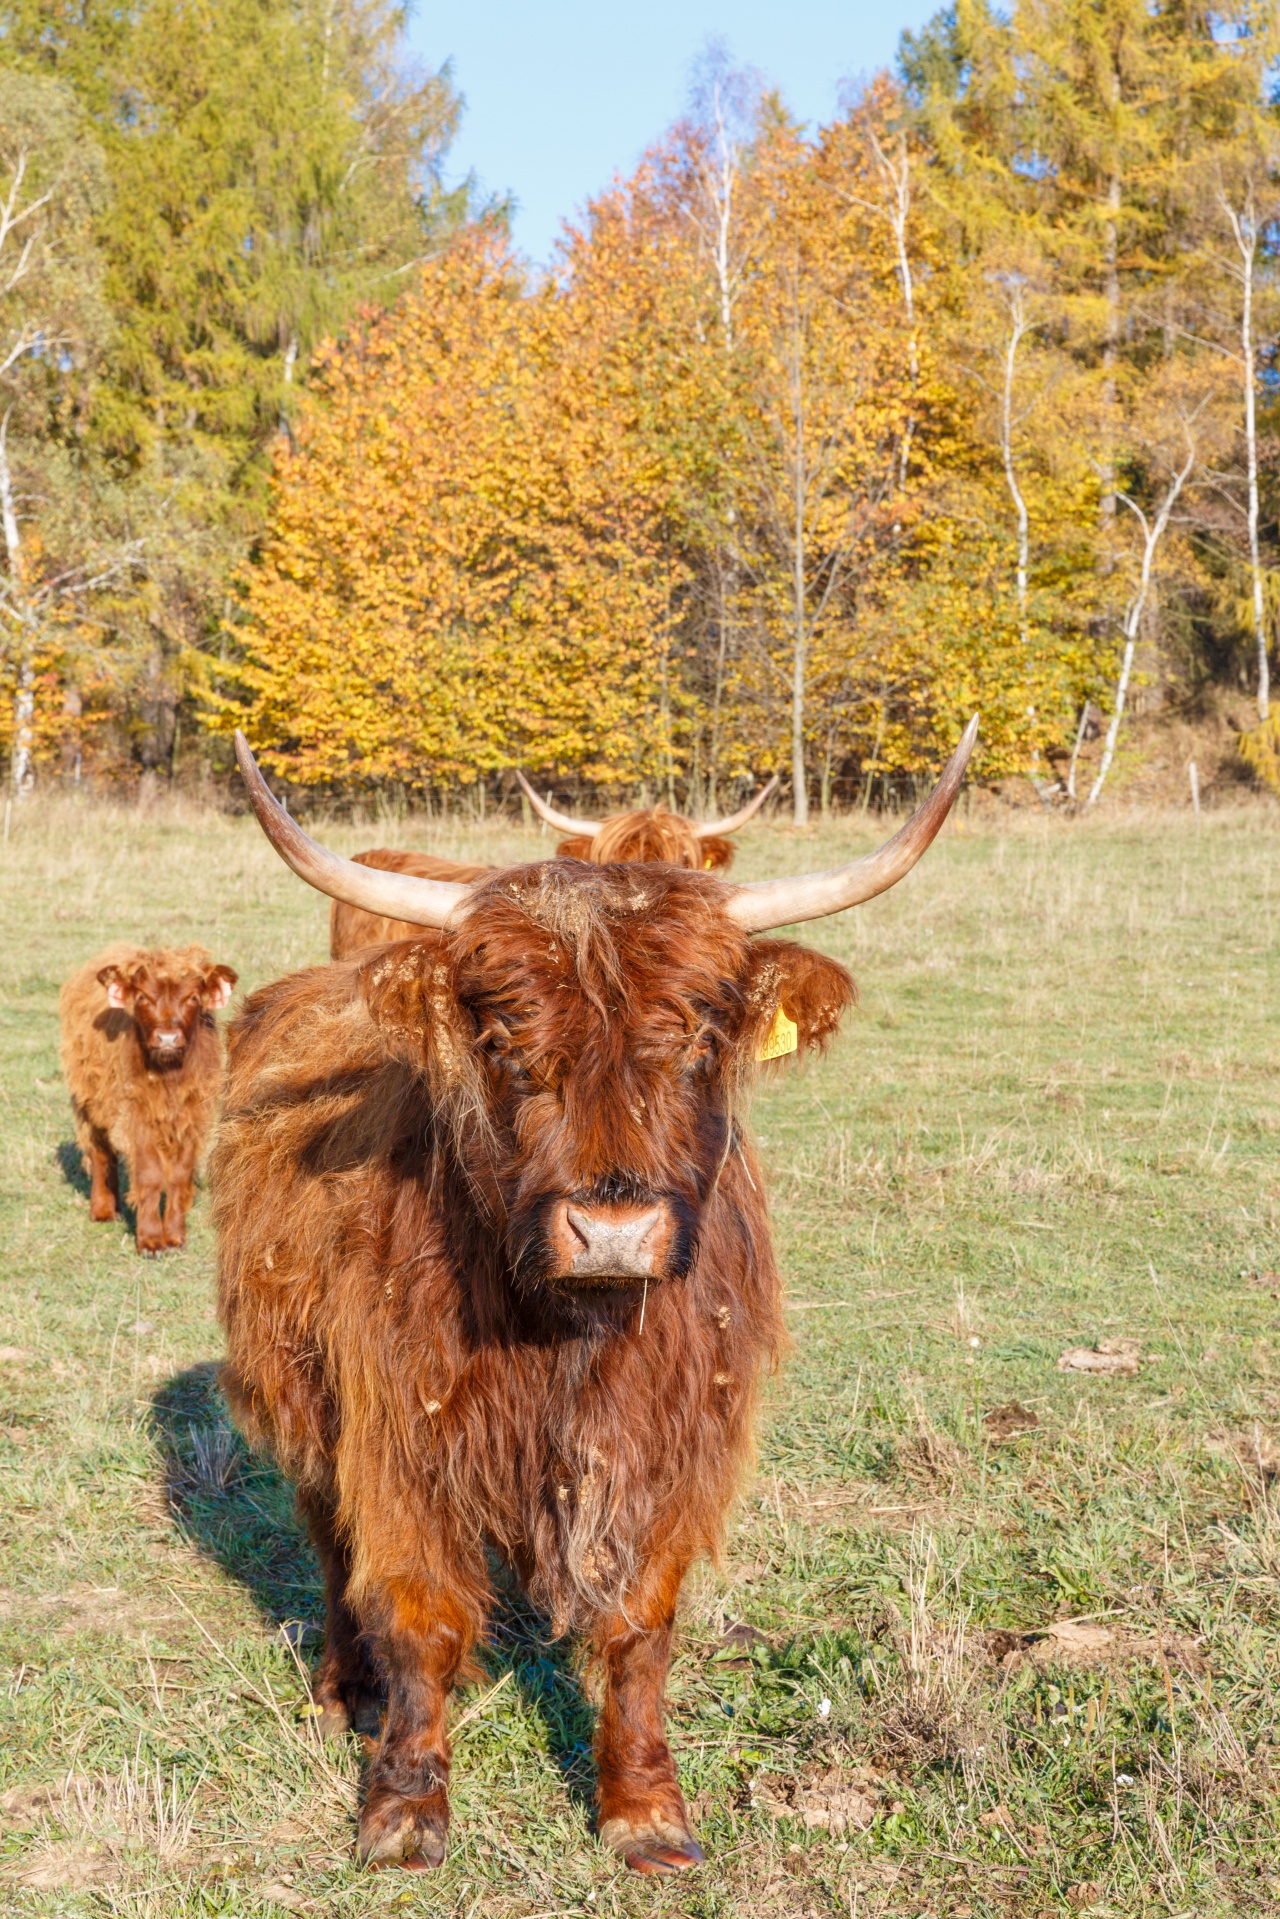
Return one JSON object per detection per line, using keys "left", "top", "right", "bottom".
{"left": 2, "top": 791, "right": 1280, "bottom": 1916}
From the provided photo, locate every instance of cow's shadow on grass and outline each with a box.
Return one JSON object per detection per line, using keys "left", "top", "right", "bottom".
{"left": 56, "top": 1138, "right": 137, "bottom": 1237}
{"left": 150, "top": 1362, "right": 596, "bottom": 1814}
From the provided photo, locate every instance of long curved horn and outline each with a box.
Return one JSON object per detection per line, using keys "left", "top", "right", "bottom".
{"left": 516, "top": 770, "right": 601, "bottom": 836}
{"left": 725, "top": 716, "right": 979, "bottom": 933}
{"left": 696, "top": 774, "right": 779, "bottom": 838}
{"left": 234, "top": 732, "right": 472, "bottom": 930}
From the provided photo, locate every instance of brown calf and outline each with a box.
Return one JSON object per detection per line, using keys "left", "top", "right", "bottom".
{"left": 60, "top": 944, "right": 237, "bottom": 1254}
{"left": 213, "top": 723, "right": 974, "bottom": 1875}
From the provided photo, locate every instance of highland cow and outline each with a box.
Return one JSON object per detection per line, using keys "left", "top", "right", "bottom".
{"left": 214, "top": 721, "right": 975, "bottom": 1874}
{"left": 60, "top": 944, "right": 237, "bottom": 1254}
{"left": 327, "top": 774, "right": 778, "bottom": 959}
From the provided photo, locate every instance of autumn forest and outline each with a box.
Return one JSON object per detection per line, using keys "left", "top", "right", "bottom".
{"left": 3, "top": 0, "right": 1280, "bottom": 816}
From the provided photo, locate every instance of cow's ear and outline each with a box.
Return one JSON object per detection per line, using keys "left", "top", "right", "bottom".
{"left": 200, "top": 964, "right": 238, "bottom": 1010}
{"left": 97, "top": 964, "right": 133, "bottom": 1011}
{"left": 740, "top": 939, "right": 856, "bottom": 1063}
{"left": 357, "top": 937, "right": 465, "bottom": 1077}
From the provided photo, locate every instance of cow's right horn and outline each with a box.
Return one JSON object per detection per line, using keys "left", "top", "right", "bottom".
{"left": 724, "top": 716, "right": 978, "bottom": 932}
{"left": 234, "top": 733, "right": 473, "bottom": 929}
{"left": 515, "top": 771, "right": 601, "bottom": 836}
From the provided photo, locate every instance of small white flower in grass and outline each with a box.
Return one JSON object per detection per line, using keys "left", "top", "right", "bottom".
{"left": 816, "top": 1698, "right": 832, "bottom": 1719}
{"left": 969, "top": 1336, "right": 980, "bottom": 1348}
{"left": 1116, "top": 1773, "right": 1135, "bottom": 1785}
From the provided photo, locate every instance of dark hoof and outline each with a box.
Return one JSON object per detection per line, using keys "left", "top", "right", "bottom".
{"left": 303, "top": 1698, "right": 351, "bottom": 1739}
{"left": 624, "top": 1837, "right": 705, "bottom": 1874}
{"left": 357, "top": 1791, "right": 449, "bottom": 1871}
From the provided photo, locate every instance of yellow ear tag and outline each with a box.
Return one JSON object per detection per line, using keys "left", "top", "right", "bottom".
{"left": 757, "top": 1004, "right": 798, "bottom": 1062}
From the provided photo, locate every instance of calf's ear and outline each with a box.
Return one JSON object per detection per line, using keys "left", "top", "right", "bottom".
{"left": 200, "top": 964, "right": 238, "bottom": 1010}
{"left": 741, "top": 940, "right": 856, "bottom": 1062}
{"left": 97, "top": 964, "right": 133, "bottom": 1010}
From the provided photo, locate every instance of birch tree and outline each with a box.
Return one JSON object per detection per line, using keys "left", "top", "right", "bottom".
{"left": 0, "top": 70, "right": 109, "bottom": 794}
{"left": 1086, "top": 405, "right": 1201, "bottom": 807}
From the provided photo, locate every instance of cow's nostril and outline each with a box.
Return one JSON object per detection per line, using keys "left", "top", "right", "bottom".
{"left": 565, "top": 1206, "right": 592, "bottom": 1251}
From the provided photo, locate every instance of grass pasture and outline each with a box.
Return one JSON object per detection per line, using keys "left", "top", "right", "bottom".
{"left": 2, "top": 793, "right": 1280, "bottom": 1916}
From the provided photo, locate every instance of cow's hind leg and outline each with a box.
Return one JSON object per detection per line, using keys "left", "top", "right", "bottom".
{"left": 299, "top": 1491, "right": 384, "bottom": 1738}
{"left": 356, "top": 1576, "right": 484, "bottom": 1871}
{"left": 592, "top": 1551, "right": 703, "bottom": 1874}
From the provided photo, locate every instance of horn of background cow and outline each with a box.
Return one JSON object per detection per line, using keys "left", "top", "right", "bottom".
{"left": 234, "top": 732, "right": 472, "bottom": 929}
{"left": 694, "top": 774, "right": 780, "bottom": 838}
{"left": 724, "top": 716, "right": 980, "bottom": 933}
{"left": 515, "top": 770, "right": 602, "bottom": 836}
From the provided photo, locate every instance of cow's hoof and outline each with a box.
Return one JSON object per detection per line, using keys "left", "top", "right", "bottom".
{"left": 624, "top": 1836, "right": 705, "bottom": 1874}
{"left": 357, "top": 1790, "right": 448, "bottom": 1871}
{"left": 89, "top": 1204, "right": 119, "bottom": 1224}
{"left": 599, "top": 1814, "right": 703, "bottom": 1874}
{"left": 301, "top": 1697, "right": 351, "bottom": 1739}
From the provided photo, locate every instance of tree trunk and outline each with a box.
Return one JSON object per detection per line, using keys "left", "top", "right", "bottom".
{"left": 1000, "top": 291, "right": 1031, "bottom": 646}
{"left": 1087, "top": 436, "right": 1196, "bottom": 807}
{"left": 789, "top": 301, "right": 809, "bottom": 826}
{"left": 1225, "top": 192, "right": 1269, "bottom": 721}
{"left": 0, "top": 414, "right": 34, "bottom": 800}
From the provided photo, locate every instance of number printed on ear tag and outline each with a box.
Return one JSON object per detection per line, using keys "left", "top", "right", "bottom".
{"left": 757, "top": 1004, "right": 798, "bottom": 1061}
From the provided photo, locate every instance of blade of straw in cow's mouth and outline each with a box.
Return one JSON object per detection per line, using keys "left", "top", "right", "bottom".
{"left": 724, "top": 715, "right": 979, "bottom": 933}
{"left": 234, "top": 732, "right": 473, "bottom": 930}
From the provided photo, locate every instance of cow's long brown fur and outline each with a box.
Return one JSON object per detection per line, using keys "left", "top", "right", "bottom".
{"left": 60, "top": 943, "right": 235, "bottom": 1253}
{"left": 329, "top": 815, "right": 735, "bottom": 958}
{"left": 214, "top": 862, "right": 854, "bottom": 1872}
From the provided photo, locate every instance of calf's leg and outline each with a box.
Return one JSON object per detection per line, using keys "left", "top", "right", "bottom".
{"left": 356, "top": 1576, "right": 483, "bottom": 1870}
{"left": 592, "top": 1551, "right": 702, "bottom": 1874}
{"left": 85, "top": 1127, "right": 120, "bottom": 1223}
{"left": 129, "top": 1142, "right": 168, "bottom": 1255}
{"left": 159, "top": 1145, "right": 198, "bottom": 1249}
{"left": 299, "top": 1490, "right": 384, "bottom": 1738}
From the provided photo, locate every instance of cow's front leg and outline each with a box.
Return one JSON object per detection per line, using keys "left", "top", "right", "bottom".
{"left": 128, "top": 1144, "right": 167, "bottom": 1255}
{"left": 85, "top": 1127, "right": 120, "bottom": 1223}
{"left": 592, "top": 1553, "right": 703, "bottom": 1874}
{"left": 159, "top": 1146, "right": 197, "bottom": 1249}
{"left": 357, "top": 1580, "right": 478, "bottom": 1871}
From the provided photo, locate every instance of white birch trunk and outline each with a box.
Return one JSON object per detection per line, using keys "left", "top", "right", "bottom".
{"left": 1087, "top": 435, "right": 1196, "bottom": 807}
{"left": 1000, "top": 289, "right": 1031, "bottom": 647}
{"left": 0, "top": 414, "right": 33, "bottom": 799}
{"left": 1221, "top": 192, "right": 1268, "bottom": 721}
{"left": 790, "top": 322, "right": 809, "bottom": 824}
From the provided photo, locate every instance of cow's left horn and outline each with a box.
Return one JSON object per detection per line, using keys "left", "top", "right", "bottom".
{"left": 234, "top": 732, "right": 473, "bottom": 929}
{"left": 724, "top": 716, "right": 979, "bottom": 932}
{"left": 695, "top": 775, "right": 779, "bottom": 837}
{"left": 516, "top": 770, "right": 601, "bottom": 836}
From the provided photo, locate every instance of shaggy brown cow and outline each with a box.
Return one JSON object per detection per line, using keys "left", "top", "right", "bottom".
{"left": 214, "top": 720, "right": 975, "bottom": 1874}
{"left": 327, "top": 775, "right": 777, "bottom": 959}
{"left": 60, "top": 944, "right": 237, "bottom": 1254}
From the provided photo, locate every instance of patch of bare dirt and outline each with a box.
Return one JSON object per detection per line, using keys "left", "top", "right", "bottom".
{"left": 983, "top": 1401, "right": 1040, "bottom": 1442}
{"left": 0, "top": 1776, "right": 89, "bottom": 1827}
{"left": 9, "top": 1843, "right": 119, "bottom": 1889}
{"left": 1057, "top": 1337, "right": 1142, "bottom": 1377}
{"left": 976, "top": 1617, "right": 1207, "bottom": 1674}
{"left": 751, "top": 1763, "right": 890, "bottom": 1835}
{"left": 1209, "top": 1425, "right": 1280, "bottom": 1482}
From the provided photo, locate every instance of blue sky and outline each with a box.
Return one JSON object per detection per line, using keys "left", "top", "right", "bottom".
{"left": 407, "top": 2, "right": 941, "bottom": 264}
